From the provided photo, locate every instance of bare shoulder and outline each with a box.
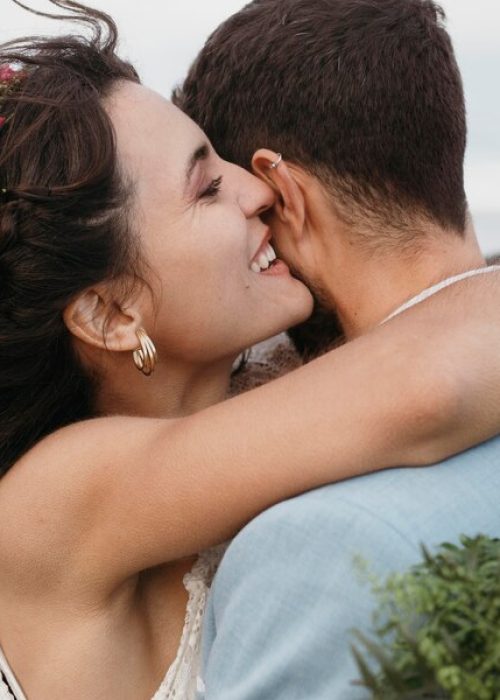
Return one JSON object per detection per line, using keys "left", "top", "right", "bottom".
{"left": 1, "top": 414, "right": 170, "bottom": 500}
{"left": 0, "top": 415, "right": 175, "bottom": 590}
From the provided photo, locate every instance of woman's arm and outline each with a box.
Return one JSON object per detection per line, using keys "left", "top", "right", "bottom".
{"left": 18, "top": 271, "right": 500, "bottom": 584}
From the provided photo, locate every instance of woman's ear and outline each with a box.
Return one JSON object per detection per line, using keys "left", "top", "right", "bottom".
{"left": 251, "top": 149, "right": 306, "bottom": 239}
{"left": 63, "top": 285, "right": 142, "bottom": 353}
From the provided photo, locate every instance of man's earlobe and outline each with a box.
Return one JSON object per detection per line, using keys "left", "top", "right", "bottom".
{"left": 251, "top": 149, "right": 306, "bottom": 235}
{"left": 63, "top": 287, "right": 142, "bottom": 353}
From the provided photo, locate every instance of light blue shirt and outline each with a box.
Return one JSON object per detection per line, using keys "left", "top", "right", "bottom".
{"left": 199, "top": 437, "right": 500, "bottom": 698}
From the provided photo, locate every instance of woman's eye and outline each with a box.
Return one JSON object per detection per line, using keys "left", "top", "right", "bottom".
{"left": 200, "top": 175, "right": 223, "bottom": 199}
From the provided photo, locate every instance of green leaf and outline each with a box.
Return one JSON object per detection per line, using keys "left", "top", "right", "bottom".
{"left": 351, "top": 535, "right": 500, "bottom": 700}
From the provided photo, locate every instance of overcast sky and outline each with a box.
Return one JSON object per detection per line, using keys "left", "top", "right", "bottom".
{"left": 1, "top": 0, "right": 499, "bottom": 253}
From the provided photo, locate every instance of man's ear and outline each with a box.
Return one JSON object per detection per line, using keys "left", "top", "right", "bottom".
{"left": 63, "top": 285, "right": 142, "bottom": 353}
{"left": 251, "top": 149, "right": 306, "bottom": 239}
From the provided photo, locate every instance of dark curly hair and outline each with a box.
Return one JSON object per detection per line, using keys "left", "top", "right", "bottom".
{"left": 176, "top": 0, "right": 468, "bottom": 241}
{"left": 0, "top": 1, "right": 141, "bottom": 475}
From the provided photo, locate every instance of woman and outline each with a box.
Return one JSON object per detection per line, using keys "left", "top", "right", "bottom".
{"left": 1, "top": 3, "right": 500, "bottom": 699}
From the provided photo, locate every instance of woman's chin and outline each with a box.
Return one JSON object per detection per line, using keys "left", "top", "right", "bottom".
{"left": 251, "top": 293, "right": 314, "bottom": 347}
{"left": 277, "top": 279, "right": 315, "bottom": 325}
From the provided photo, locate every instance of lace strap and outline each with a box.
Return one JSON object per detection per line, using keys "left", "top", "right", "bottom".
{"left": 0, "top": 649, "right": 25, "bottom": 700}
{"left": 0, "top": 672, "right": 17, "bottom": 700}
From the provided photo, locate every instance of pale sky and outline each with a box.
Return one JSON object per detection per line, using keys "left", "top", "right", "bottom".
{"left": 1, "top": 0, "right": 499, "bottom": 253}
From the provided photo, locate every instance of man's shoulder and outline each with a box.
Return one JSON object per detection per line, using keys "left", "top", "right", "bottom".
{"left": 202, "top": 438, "right": 500, "bottom": 699}
{"left": 221, "top": 436, "right": 500, "bottom": 577}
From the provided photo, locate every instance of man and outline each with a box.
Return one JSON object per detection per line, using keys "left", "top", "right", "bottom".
{"left": 175, "top": 1, "right": 500, "bottom": 696}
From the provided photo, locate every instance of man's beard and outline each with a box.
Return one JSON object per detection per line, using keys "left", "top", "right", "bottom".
{"left": 286, "top": 267, "right": 345, "bottom": 361}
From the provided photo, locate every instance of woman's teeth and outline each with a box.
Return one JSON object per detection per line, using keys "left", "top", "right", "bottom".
{"left": 251, "top": 243, "right": 277, "bottom": 273}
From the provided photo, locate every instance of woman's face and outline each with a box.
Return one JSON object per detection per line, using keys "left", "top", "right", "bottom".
{"left": 107, "top": 82, "right": 313, "bottom": 364}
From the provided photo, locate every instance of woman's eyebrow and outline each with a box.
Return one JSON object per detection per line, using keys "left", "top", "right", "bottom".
{"left": 185, "top": 142, "right": 210, "bottom": 190}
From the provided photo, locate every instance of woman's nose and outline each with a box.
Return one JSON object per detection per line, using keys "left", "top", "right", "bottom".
{"left": 238, "top": 167, "right": 276, "bottom": 218}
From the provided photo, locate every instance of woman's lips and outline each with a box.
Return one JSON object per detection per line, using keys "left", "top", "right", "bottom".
{"left": 259, "top": 258, "right": 290, "bottom": 276}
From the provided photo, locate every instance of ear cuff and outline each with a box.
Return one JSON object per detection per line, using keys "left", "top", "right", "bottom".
{"left": 268, "top": 153, "right": 283, "bottom": 170}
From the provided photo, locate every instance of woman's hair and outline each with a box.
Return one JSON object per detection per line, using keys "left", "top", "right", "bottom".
{"left": 0, "top": 1, "right": 141, "bottom": 475}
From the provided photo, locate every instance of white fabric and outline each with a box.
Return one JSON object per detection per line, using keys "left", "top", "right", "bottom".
{"left": 382, "top": 265, "right": 500, "bottom": 323}
{"left": 151, "top": 546, "right": 225, "bottom": 700}
{"left": 0, "top": 647, "right": 26, "bottom": 700}
{"left": 0, "top": 677, "right": 16, "bottom": 700}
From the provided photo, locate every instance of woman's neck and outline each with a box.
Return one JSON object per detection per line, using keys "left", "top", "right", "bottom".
{"left": 96, "top": 355, "right": 236, "bottom": 419}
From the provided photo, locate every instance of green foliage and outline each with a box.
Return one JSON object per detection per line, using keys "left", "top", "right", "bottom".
{"left": 352, "top": 535, "right": 500, "bottom": 699}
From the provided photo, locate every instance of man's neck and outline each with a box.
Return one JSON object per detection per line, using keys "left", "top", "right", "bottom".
{"left": 318, "top": 228, "right": 485, "bottom": 339}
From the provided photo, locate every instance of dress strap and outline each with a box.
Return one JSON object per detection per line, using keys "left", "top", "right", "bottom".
{"left": 382, "top": 265, "right": 500, "bottom": 323}
{"left": 1, "top": 672, "right": 16, "bottom": 700}
{"left": 0, "top": 647, "right": 27, "bottom": 700}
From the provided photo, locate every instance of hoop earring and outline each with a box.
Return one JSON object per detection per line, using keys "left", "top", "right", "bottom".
{"left": 133, "top": 328, "right": 157, "bottom": 376}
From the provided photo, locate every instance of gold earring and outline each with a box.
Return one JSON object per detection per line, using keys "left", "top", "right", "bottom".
{"left": 133, "top": 328, "right": 157, "bottom": 376}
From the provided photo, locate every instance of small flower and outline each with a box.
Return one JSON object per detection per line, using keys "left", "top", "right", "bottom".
{"left": 0, "top": 65, "right": 16, "bottom": 83}
{"left": 0, "top": 116, "right": 6, "bottom": 129}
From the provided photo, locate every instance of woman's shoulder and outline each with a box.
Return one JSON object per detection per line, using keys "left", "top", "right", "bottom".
{"left": 0, "top": 416, "right": 169, "bottom": 572}
{"left": 0, "top": 420, "right": 104, "bottom": 584}
{"left": 4, "top": 414, "right": 169, "bottom": 483}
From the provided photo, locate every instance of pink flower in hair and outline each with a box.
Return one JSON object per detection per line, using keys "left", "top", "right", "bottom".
{"left": 0, "top": 65, "right": 16, "bottom": 83}
{"left": 0, "top": 64, "right": 26, "bottom": 129}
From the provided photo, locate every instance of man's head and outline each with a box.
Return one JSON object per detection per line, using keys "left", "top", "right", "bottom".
{"left": 175, "top": 0, "right": 475, "bottom": 345}
{"left": 175, "top": 0, "right": 467, "bottom": 244}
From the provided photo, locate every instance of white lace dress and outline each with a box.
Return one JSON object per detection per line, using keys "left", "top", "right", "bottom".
{"left": 150, "top": 546, "right": 224, "bottom": 700}
{"left": 0, "top": 660, "right": 24, "bottom": 700}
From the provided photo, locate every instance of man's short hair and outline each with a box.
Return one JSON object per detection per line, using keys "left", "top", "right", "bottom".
{"left": 175, "top": 0, "right": 468, "bottom": 243}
